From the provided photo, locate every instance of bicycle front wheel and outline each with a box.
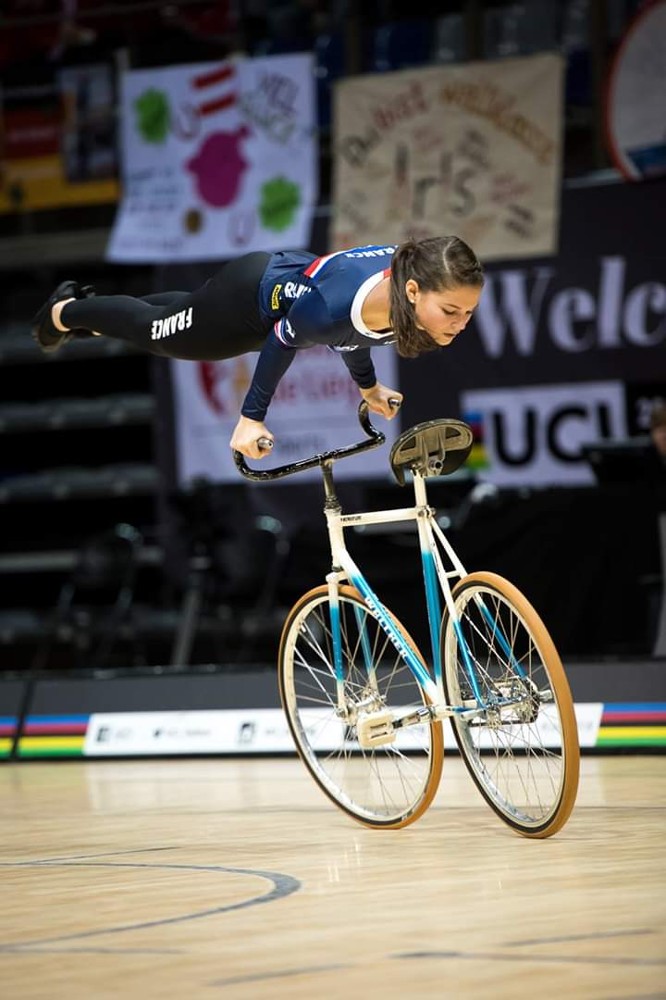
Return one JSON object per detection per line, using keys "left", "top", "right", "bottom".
{"left": 442, "top": 572, "right": 579, "bottom": 838}
{"left": 279, "top": 585, "right": 443, "bottom": 829}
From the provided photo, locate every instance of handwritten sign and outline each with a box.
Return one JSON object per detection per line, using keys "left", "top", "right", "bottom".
{"left": 332, "top": 53, "right": 564, "bottom": 262}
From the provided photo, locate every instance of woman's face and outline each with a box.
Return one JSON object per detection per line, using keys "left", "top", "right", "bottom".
{"left": 406, "top": 280, "right": 482, "bottom": 346}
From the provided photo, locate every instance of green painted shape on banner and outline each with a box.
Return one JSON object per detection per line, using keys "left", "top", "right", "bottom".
{"left": 259, "top": 177, "right": 300, "bottom": 232}
{"left": 135, "top": 89, "right": 171, "bottom": 143}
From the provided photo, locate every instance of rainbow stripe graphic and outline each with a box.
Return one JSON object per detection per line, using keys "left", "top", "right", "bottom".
{"left": 597, "top": 703, "right": 666, "bottom": 747}
{"left": 17, "top": 715, "right": 90, "bottom": 758}
{"left": 0, "top": 716, "right": 18, "bottom": 759}
{"left": 2, "top": 705, "right": 664, "bottom": 759}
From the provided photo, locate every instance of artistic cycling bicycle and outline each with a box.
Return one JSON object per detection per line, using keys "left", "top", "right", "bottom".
{"left": 234, "top": 403, "right": 580, "bottom": 838}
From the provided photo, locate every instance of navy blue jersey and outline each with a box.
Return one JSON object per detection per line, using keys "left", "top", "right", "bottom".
{"left": 241, "top": 245, "right": 398, "bottom": 420}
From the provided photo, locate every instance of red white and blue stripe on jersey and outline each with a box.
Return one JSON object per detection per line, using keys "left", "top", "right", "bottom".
{"left": 273, "top": 317, "right": 296, "bottom": 347}
{"left": 303, "top": 246, "right": 395, "bottom": 282}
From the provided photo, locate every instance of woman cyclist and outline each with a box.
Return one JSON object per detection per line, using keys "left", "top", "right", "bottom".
{"left": 32, "top": 236, "right": 484, "bottom": 459}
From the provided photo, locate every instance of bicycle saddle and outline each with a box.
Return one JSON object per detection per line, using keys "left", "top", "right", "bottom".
{"left": 389, "top": 419, "right": 474, "bottom": 485}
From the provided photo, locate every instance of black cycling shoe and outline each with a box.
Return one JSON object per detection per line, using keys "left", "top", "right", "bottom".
{"left": 31, "top": 281, "right": 96, "bottom": 354}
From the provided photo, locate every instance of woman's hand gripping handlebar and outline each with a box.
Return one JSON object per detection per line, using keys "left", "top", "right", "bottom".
{"left": 233, "top": 398, "right": 401, "bottom": 482}
{"left": 229, "top": 414, "right": 275, "bottom": 460}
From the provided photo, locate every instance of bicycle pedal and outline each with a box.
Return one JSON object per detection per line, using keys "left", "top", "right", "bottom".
{"left": 356, "top": 711, "right": 395, "bottom": 748}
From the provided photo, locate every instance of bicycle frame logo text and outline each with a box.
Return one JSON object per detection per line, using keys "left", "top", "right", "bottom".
{"left": 358, "top": 585, "right": 428, "bottom": 686}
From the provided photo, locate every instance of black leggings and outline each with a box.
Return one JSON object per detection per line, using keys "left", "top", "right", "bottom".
{"left": 60, "top": 251, "right": 273, "bottom": 361}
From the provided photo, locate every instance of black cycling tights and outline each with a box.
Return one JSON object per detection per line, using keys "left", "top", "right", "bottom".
{"left": 60, "top": 251, "right": 273, "bottom": 361}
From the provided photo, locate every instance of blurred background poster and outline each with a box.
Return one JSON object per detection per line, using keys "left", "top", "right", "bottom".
{"left": 332, "top": 52, "right": 564, "bottom": 261}
{"left": 605, "top": 0, "right": 666, "bottom": 180}
{"left": 107, "top": 53, "right": 318, "bottom": 263}
{"left": 171, "top": 345, "right": 399, "bottom": 485}
{"left": 0, "top": 63, "right": 118, "bottom": 213}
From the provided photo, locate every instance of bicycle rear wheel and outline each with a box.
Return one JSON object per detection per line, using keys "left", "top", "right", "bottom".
{"left": 279, "top": 585, "right": 443, "bottom": 829}
{"left": 441, "top": 572, "right": 579, "bottom": 838}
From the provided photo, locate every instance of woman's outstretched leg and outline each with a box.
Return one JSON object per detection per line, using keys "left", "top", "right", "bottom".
{"left": 31, "top": 252, "right": 272, "bottom": 361}
{"left": 59, "top": 290, "right": 196, "bottom": 356}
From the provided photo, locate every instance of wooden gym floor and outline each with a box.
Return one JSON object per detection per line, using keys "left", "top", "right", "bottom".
{"left": 1, "top": 755, "right": 665, "bottom": 999}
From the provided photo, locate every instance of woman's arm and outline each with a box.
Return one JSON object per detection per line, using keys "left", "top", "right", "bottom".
{"left": 239, "top": 331, "right": 298, "bottom": 421}
{"left": 231, "top": 295, "right": 323, "bottom": 457}
{"left": 336, "top": 347, "right": 402, "bottom": 417}
{"left": 336, "top": 346, "right": 377, "bottom": 389}
{"left": 231, "top": 330, "right": 299, "bottom": 458}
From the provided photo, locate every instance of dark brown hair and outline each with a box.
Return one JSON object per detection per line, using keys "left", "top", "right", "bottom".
{"left": 389, "top": 236, "right": 484, "bottom": 358}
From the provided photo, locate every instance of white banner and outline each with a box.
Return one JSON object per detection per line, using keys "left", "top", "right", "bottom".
{"left": 332, "top": 53, "right": 564, "bottom": 262}
{"left": 462, "top": 381, "right": 628, "bottom": 487}
{"left": 84, "top": 710, "right": 291, "bottom": 755}
{"left": 107, "top": 54, "right": 317, "bottom": 262}
{"left": 172, "top": 346, "right": 398, "bottom": 484}
{"left": 83, "top": 703, "right": 604, "bottom": 755}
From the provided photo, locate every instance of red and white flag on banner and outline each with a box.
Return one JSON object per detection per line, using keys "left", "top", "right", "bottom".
{"left": 191, "top": 63, "right": 237, "bottom": 118}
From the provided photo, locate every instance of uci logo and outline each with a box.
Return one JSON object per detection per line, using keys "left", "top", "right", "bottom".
{"left": 463, "top": 381, "right": 626, "bottom": 487}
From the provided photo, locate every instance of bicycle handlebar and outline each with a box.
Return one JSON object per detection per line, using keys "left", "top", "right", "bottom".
{"left": 233, "top": 400, "right": 394, "bottom": 482}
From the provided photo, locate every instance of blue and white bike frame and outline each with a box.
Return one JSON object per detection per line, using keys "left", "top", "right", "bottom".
{"left": 323, "top": 469, "right": 482, "bottom": 723}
